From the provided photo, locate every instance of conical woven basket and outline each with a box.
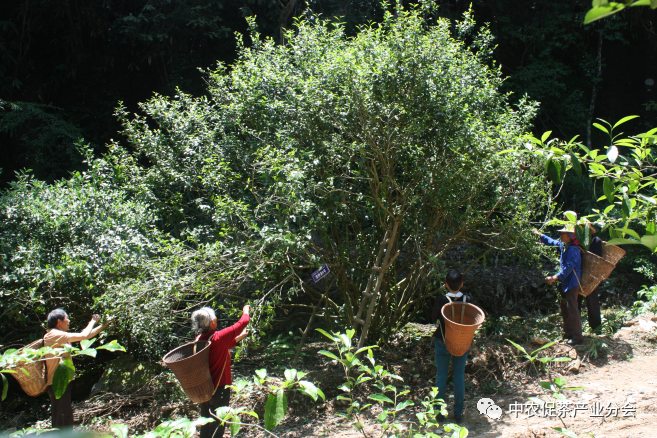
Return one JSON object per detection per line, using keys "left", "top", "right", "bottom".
{"left": 579, "top": 250, "right": 617, "bottom": 297}
{"left": 442, "top": 303, "right": 485, "bottom": 356}
{"left": 10, "top": 339, "right": 48, "bottom": 397}
{"left": 162, "top": 341, "right": 214, "bottom": 403}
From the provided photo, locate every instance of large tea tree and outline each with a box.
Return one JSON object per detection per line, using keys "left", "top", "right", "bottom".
{"left": 119, "top": 4, "right": 550, "bottom": 342}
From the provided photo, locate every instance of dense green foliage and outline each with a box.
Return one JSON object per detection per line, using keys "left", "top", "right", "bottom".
{"left": 1, "top": 4, "right": 550, "bottom": 353}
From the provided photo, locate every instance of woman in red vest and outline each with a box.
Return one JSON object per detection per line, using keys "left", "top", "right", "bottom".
{"left": 191, "top": 305, "right": 250, "bottom": 438}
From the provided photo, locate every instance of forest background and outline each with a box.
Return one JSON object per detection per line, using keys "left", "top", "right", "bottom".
{"left": 0, "top": 0, "right": 657, "bottom": 429}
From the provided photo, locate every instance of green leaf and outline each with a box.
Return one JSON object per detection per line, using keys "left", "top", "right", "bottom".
{"left": 284, "top": 369, "right": 297, "bottom": 383}
{"left": 541, "top": 131, "right": 552, "bottom": 143}
{"left": 641, "top": 234, "right": 657, "bottom": 252}
{"left": 368, "top": 393, "right": 394, "bottom": 404}
{"left": 110, "top": 424, "right": 128, "bottom": 438}
{"left": 299, "top": 380, "right": 323, "bottom": 401}
{"left": 539, "top": 381, "right": 553, "bottom": 390}
{"left": 354, "top": 345, "right": 378, "bottom": 355}
{"left": 317, "top": 350, "right": 339, "bottom": 360}
{"left": 552, "top": 427, "right": 579, "bottom": 438}
{"left": 80, "top": 339, "right": 95, "bottom": 350}
{"left": 584, "top": 4, "right": 625, "bottom": 24}
{"left": 506, "top": 339, "right": 528, "bottom": 356}
{"left": 603, "top": 178, "right": 615, "bottom": 203}
{"left": 547, "top": 159, "right": 562, "bottom": 185}
{"left": 570, "top": 154, "right": 582, "bottom": 179}
{"left": 78, "top": 348, "right": 97, "bottom": 358}
{"left": 617, "top": 228, "right": 641, "bottom": 240}
{"left": 613, "top": 115, "right": 640, "bottom": 129}
{"left": 396, "top": 400, "right": 415, "bottom": 411}
{"left": 230, "top": 417, "right": 241, "bottom": 437}
{"left": 96, "top": 340, "right": 125, "bottom": 352}
{"left": 554, "top": 377, "right": 566, "bottom": 388}
{"left": 264, "top": 390, "right": 287, "bottom": 430}
{"left": 315, "top": 328, "right": 334, "bottom": 341}
{"left": 592, "top": 122, "right": 610, "bottom": 134}
{"left": 53, "top": 358, "right": 75, "bottom": 399}
{"left": 606, "top": 238, "right": 641, "bottom": 245}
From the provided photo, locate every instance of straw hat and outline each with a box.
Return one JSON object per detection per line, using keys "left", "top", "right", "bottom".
{"left": 557, "top": 223, "right": 575, "bottom": 233}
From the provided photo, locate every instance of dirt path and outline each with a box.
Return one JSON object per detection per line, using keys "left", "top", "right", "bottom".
{"left": 464, "top": 354, "right": 657, "bottom": 438}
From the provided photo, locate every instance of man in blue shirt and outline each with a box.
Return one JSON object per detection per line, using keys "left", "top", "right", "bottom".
{"left": 533, "top": 224, "right": 583, "bottom": 345}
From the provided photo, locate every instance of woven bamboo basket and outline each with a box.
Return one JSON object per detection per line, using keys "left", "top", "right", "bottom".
{"left": 162, "top": 340, "right": 214, "bottom": 403}
{"left": 601, "top": 244, "right": 626, "bottom": 265}
{"left": 10, "top": 339, "right": 48, "bottom": 397}
{"left": 579, "top": 251, "right": 616, "bottom": 297}
{"left": 442, "top": 303, "right": 486, "bottom": 356}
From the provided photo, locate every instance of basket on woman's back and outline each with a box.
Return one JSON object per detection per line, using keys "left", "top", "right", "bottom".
{"left": 162, "top": 340, "right": 214, "bottom": 403}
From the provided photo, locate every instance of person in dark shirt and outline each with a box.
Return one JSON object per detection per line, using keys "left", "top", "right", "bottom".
{"left": 431, "top": 269, "right": 473, "bottom": 423}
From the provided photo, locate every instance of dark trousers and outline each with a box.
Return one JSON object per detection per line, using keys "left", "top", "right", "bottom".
{"left": 560, "top": 286, "right": 583, "bottom": 342}
{"left": 47, "top": 383, "right": 74, "bottom": 428}
{"left": 578, "top": 289, "right": 602, "bottom": 332}
{"left": 199, "top": 386, "right": 231, "bottom": 438}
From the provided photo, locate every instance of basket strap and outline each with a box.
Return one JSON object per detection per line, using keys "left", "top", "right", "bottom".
{"left": 460, "top": 295, "right": 466, "bottom": 323}
{"left": 212, "top": 351, "right": 229, "bottom": 396}
{"left": 446, "top": 295, "right": 455, "bottom": 320}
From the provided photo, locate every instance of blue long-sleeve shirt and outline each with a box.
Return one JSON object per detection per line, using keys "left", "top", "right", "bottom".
{"left": 539, "top": 234, "right": 582, "bottom": 293}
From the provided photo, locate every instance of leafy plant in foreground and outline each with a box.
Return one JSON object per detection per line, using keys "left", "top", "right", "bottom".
{"left": 507, "top": 340, "right": 591, "bottom": 438}
{"left": 318, "top": 329, "right": 468, "bottom": 438}
{"left": 0, "top": 338, "right": 125, "bottom": 401}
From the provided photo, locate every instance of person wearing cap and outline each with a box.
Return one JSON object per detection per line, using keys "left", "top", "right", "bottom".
{"left": 562, "top": 211, "right": 603, "bottom": 332}
{"left": 533, "top": 224, "right": 583, "bottom": 345}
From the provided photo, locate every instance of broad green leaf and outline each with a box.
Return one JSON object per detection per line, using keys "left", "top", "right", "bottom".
{"left": 551, "top": 357, "right": 572, "bottom": 362}
{"left": 315, "top": 328, "right": 334, "bottom": 341}
{"left": 530, "top": 341, "right": 556, "bottom": 355}
{"left": 396, "top": 400, "right": 415, "bottom": 411}
{"left": 255, "top": 369, "right": 267, "bottom": 380}
{"left": 570, "top": 154, "right": 582, "bottom": 179}
{"left": 354, "top": 345, "right": 378, "bottom": 355}
{"left": 606, "top": 238, "right": 641, "bottom": 245}
{"left": 641, "top": 234, "right": 657, "bottom": 252}
{"left": 617, "top": 228, "right": 641, "bottom": 240}
{"left": 317, "top": 350, "right": 338, "bottom": 360}
{"left": 603, "top": 178, "right": 615, "bottom": 203}
{"left": 80, "top": 339, "right": 95, "bottom": 350}
{"left": 230, "top": 417, "right": 241, "bottom": 437}
{"left": 506, "top": 339, "right": 528, "bottom": 356}
{"left": 96, "top": 340, "right": 125, "bottom": 352}
{"left": 110, "top": 424, "right": 128, "bottom": 438}
{"left": 264, "top": 390, "right": 287, "bottom": 431}
{"left": 53, "top": 358, "right": 75, "bottom": 399}
{"left": 78, "top": 348, "right": 97, "bottom": 358}
{"left": 368, "top": 393, "right": 394, "bottom": 404}
{"left": 592, "top": 122, "right": 610, "bottom": 134}
{"left": 584, "top": 4, "right": 625, "bottom": 24}
{"left": 547, "top": 159, "right": 562, "bottom": 185}
{"left": 541, "top": 131, "right": 552, "bottom": 143}
{"left": 299, "top": 380, "right": 323, "bottom": 401}
{"left": 647, "top": 222, "right": 656, "bottom": 235}
{"left": 554, "top": 377, "right": 566, "bottom": 388}
{"left": 612, "top": 115, "right": 640, "bottom": 129}
{"left": 284, "top": 369, "right": 297, "bottom": 383}
{"left": 539, "top": 381, "right": 553, "bottom": 390}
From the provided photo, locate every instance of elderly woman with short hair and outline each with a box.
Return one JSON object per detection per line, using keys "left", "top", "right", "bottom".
{"left": 191, "top": 305, "right": 250, "bottom": 438}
